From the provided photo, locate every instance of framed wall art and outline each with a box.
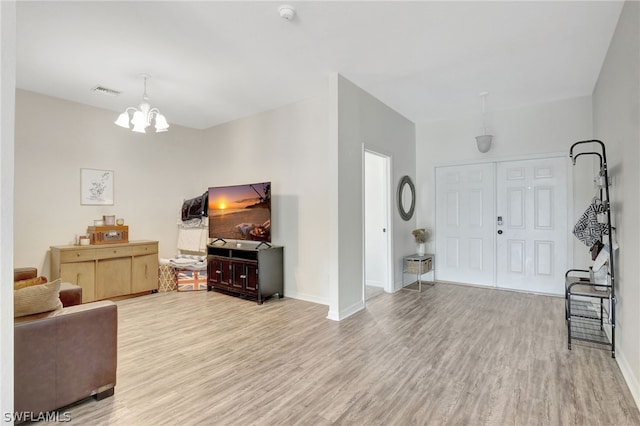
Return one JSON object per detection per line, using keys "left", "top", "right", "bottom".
{"left": 80, "top": 168, "right": 114, "bottom": 205}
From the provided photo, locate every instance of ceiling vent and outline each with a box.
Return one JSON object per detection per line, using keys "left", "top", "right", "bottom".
{"left": 91, "top": 85, "right": 121, "bottom": 96}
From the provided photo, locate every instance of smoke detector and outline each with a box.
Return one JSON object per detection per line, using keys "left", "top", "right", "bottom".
{"left": 279, "top": 4, "right": 296, "bottom": 21}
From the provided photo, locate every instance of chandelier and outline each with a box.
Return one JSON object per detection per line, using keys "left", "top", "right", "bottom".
{"left": 115, "top": 74, "right": 169, "bottom": 133}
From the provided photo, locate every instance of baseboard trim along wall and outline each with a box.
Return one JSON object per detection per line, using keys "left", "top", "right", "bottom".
{"left": 616, "top": 348, "right": 640, "bottom": 411}
{"left": 326, "top": 300, "right": 365, "bottom": 321}
{"left": 284, "top": 291, "right": 329, "bottom": 307}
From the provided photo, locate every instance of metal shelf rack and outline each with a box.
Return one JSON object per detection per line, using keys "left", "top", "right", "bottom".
{"left": 566, "top": 140, "right": 616, "bottom": 358}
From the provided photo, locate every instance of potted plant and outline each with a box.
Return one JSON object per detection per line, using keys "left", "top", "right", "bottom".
{"left": 412, "top": 228, "right": 429, "bottom": 256}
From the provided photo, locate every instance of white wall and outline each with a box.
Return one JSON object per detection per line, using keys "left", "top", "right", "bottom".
{"left": 416, "top": 96, "right": 595, "bottom": 267}
{"left": 200, "top": 95, "right": 331, "bottom": 305}
{"left": 329, "top": 74, "right": 416, "bottom": 320}
{"left": 1, "top": 1, "right": 16, "bottom": 419}
{"left": 592, "top": 0, "right": 640, "bottom": 406}
{"left": 14, "top": 90, "right": 204, "bottom": 273}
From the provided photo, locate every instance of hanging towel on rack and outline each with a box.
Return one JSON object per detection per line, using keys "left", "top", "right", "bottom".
{"left": 177, "top": 227, "right": 208, "bottom": 253}
{"left": 573, "top": 199, "right": 608, "bottom": 247}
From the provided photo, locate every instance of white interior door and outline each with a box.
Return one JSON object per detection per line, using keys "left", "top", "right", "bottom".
{"left": 364, "top": 151, "right": 390, "bottom": 291}
{"left": 496, "top": 157, "right": 568, "bottom": 295}
{"left": 435, "top": 163, "right": 495, "bottom": 286}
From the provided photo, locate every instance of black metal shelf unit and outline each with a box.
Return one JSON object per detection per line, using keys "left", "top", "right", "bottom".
{"left": 566, "top": 140, "right": 616, "bottom": 358}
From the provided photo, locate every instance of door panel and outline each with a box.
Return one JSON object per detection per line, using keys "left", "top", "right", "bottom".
{"left": 60, "top": 262, "right": 95, "bottom": 303}
{"left": 508, "top": 239, "right": 525, "bottom": 273}
{"left": 446, "top": 238, "right": 460, "bottom": 268}
{"left": 96, "top": 257, "right": 131, "bottom": 299}
{"left": 244, "top": 261, "right": 259, "bottom": 293}
{"left": 535, "top": 241, "right": 553, "bottom": 275}
{"left": 468, "top": 238, "right": 483, "bottom": 270}
{"left": 507, "top": 188, "right": 525, "bottom": 228}
{"left": 132, "top": 254, "right": 159, "bottom": 293}
{"left": 496, "top": 157, "right": 568, "bottom": 295}
{"left": 435, "top": 163, "right": 495, "bottom": 286}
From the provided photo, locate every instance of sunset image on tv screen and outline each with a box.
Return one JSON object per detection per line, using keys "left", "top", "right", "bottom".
{"left": 208, "top": 182, "right": 271, "bottom": 242}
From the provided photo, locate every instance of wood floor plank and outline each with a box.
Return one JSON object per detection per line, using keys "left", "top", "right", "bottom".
{"left": 31, "top": 283, "right": 640, "bottom": 425}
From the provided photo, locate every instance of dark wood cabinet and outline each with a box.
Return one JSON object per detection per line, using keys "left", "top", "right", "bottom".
{"left": 208, "top": 257, "right": 231, "bottom": 287}
{"left": 207, "top": 243, "right": 283, "bottom": 304}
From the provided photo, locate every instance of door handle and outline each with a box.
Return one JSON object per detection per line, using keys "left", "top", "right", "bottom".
{"left": 497, "top": 230, "right": 503, "bottom": 235}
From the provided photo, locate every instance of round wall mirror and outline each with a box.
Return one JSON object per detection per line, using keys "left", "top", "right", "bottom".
{"left": 397, "top": 175, "right": 415, "bottom": 221}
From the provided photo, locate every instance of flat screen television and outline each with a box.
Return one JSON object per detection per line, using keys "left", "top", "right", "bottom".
{"left": 208, "top": 182, "right": 271, "bottom": 243}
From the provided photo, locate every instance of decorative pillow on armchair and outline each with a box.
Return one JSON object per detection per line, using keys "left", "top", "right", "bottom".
{"left": 14, "top": 279, "right": 63, "bottom": 318}
{"left": 14, "top": 275, "right": 48, "bottom": 290}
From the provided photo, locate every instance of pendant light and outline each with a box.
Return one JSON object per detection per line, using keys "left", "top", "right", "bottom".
{"left": 475, "top": 91, "right": 493, "bottom": 153}
{"left": 115, "top": 74, "right": 169, "bottom": 133}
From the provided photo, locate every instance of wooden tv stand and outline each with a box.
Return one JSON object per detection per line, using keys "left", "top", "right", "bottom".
{"left": 207, "top": 243, "right": 283, "bottom": 304}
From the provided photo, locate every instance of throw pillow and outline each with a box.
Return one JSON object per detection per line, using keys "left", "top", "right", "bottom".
{"left": 14, "top": 275, "right": 48, "bottom": 290}
{"left": 14, "top": 279, "right": 63, "bottom": 318}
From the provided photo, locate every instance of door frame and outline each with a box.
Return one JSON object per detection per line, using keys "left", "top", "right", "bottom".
{"left": 433, "top": 151, "right": 574, "bottom": 287}
{"left": 363, "top": 147, "right": 394, "bottom": 298}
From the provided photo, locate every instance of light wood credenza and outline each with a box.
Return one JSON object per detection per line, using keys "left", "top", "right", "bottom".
{"left": 50, "top": 240, "right": 159, "bottom": 303}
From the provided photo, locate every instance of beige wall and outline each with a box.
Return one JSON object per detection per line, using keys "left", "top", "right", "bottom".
{"left": 593, "top": 0, "right": 640, "bottom": 406}
{"left": 200, "top": 95, "right": 331, "bottom": 305}
{"left": 14, "top": 90, "right": 204, "bottom": 273}
{"left": 14, "top": 90, "right": 335, "bottom": 306}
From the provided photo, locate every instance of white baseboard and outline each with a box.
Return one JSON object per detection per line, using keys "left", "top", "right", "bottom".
{"left": 284, "top": 290, "right": 329, "bottom": 306}
{"left": 326, "top": 300, "right": 365, "bottom": 321}
{"left": 326, "top": 309, "right": 340, "bottom": 321}
{"left": 366, "top": 279, "right": 384, "bottom": 288}
{"left": 616, "top": 347, "right": 640, "bottom": 411}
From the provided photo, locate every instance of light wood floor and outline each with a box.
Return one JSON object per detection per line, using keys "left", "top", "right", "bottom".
{"left": 36, "top": 283, "right": 640, "bottom": 425}
{"left": 365, "top": 285, "right": 384, "bottom": 301}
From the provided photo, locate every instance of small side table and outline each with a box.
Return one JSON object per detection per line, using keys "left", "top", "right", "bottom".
{"left": 403, "top": 253, "right": 434, "bottom": 292}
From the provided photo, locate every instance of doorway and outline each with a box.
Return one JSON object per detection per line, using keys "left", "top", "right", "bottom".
{"left": 435, "top": 156, "right": 569, "bottom": 295}
{"left": 364, "top": 150, "right": 392, "bottom": 300}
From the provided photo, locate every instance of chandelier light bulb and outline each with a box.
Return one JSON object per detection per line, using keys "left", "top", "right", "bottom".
{"left": 114, "top": 75, "right": 169, "bottom": 133}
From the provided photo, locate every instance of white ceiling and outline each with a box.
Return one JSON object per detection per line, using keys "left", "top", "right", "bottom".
{"left": 16, "top": 1, "right": 624, "bottom": 130}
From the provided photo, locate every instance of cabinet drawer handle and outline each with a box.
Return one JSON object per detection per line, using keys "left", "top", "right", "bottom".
{"left": 76, "top": 253, "right": 81, "bottom": 257}
{"left": 216, "top": 270, "right": 222, "bottom": 274}
{"left": 240, "top": 275, "right": 247, "bottom": 279}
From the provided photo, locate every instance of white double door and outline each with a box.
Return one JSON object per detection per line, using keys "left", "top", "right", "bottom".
{"left": 435, "top": 157, "right": 568, "bottom": 295}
